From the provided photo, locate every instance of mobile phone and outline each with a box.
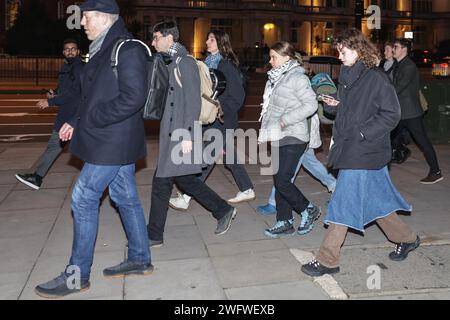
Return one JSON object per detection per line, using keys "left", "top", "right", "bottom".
{"left": 319, "top": 94, "right": 339, "bottom": 103}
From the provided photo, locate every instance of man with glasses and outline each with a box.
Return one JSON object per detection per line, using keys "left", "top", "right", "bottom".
{"left": 15, "top": 39, "right": 84, "bottom": 190}
{"left": 391, "top": 38, "right": 442, "bottom": 184}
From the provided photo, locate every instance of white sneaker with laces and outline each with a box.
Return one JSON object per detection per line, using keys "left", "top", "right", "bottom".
{"left": 169, "top": 193, "right": 191, "bottom": 211}
{"left": 227, "top": 189, "right": 256, "bottom": 204}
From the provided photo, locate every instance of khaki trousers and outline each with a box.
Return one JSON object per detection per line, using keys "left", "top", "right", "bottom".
{"left": 315, "top": 213, "right": 417, "bottom": 268}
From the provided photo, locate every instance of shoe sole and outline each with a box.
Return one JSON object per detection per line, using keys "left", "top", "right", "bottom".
{"left": 168, "top": 202, "right": 189, "bottom": 211}
{"left": 420, "top": 177, "right": 444, "bottom": 185}
{"left": 227, "top": 195, "right": 256, "bottom": 204}
{"left": 215, "top": 209, "right": 237, "bottom": 235}
{"left": 34, "top": 285, "right": 90, "bottom": 299}
{"left": 264, "top": 230, "right": 296, "bottom": 238}
{"left": 15, "top": 174, "right": 40, "bottom": 190}
{"left": 301, "top": 265, "right": 340, "bottom": 277}
{"left": 150, "top": 243, "right": 164, "bottom": 248}
{"left": 126, "top": 242, "right": 163, "bottom": 248}
{"left": 103, "top": 268, "right": 154, "bottom": 279}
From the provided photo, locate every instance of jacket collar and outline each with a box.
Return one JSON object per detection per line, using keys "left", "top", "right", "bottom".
{"left": 88, "top": 17, "right": 131, "bottom": 62}
{"left": 339, "top": 60, "right": 369, "bottom": 89}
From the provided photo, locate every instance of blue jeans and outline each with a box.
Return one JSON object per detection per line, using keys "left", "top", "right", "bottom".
{"left": 68, "top": 163, "right": 150, "bottom": 280}
{"left": 268, "top": 148, "right": 336, "bottom": 206}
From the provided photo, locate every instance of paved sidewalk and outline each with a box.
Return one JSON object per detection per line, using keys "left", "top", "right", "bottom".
{"left": 0, "top": 140, "right": 449, "bottom": 300}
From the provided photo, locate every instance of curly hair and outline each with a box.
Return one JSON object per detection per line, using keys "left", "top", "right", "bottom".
{"left": 333, "top": 28, "right": 380, "bottom": 68}
{"left": 207, "top": 30, "right": 239, "bottom": 67}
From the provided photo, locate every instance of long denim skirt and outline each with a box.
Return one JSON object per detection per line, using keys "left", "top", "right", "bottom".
{"left": 324, "top": 166, "right": 412, "bottom": 232}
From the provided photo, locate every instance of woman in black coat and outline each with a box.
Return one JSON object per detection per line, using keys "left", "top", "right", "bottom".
{"left": 301, "top": 29, "right": 420, "bottom": 277}
{"left": 169, "top": 30, "right": 255, "bottom": 210}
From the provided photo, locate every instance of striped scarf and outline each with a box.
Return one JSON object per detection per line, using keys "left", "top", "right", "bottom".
{"left": 167, "top": 42, "right": 183, "bottom": 57}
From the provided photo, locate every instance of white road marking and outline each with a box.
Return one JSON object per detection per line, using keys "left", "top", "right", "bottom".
{"left": 289, "top": 248, "right": 348, "bottom": 300}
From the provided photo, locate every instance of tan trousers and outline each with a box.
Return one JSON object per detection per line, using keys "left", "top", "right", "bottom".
{"left": 315, "top": 213, "right": 417, "bottom": 268}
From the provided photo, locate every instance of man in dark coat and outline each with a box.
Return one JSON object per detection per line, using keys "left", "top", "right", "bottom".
{"left": 35, "top": 0, "right": 152, "bottom": 299}
{"left": 391, "top": 38, "right": 442, "bottom": 184}
{"left": 15, "top": 39, "right": 83, "bottom": 190}
{"left": 146, "top": 21, "right": 237, "bottom": 248}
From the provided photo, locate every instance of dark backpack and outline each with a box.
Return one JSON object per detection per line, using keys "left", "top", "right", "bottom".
{"left": 111, "top": 38, "right": 171, "bottom": 120}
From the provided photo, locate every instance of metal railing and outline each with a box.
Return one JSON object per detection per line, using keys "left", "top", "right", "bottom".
{"left": 0, "top": 56, "right": 63, "bottom": 85}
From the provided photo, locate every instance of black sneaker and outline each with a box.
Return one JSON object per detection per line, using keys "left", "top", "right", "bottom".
{"left": 298, "top": 204, "right": 321, "bottom": 235}
{"left": 389, "top": 236, "right": 421, "bottom": 261}
{"left": 35, "top": 273, "right": 90, "bottom": 299}
{"left": 264, "top": 219, "right": 295, "bottom": 238}
{"left": 396, "top": 147, "right": 411, "bottom": 164}
{"left": 420, "top": 171, "right": 443, "bottom": 184}
{"left": 15, "top": 173, "right": 42, "bottom": 190}
{"left": 150, "top": 239, "right": 164, "bottom": 248}
{"left": 301, "top": 259, "right": 340, "bottom": 277}
{"left": 103, "top": 261, "right": 154, "bottom": 278}
{"left": 215, "top": 207, "right": 237, "bottom": 235}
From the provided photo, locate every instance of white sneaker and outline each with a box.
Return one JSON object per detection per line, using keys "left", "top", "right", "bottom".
{"left": 169, "top": 192, "right": 191, "bottom": 211}
{"left": 227, "top": 189, "right": 256, "bottom": 204}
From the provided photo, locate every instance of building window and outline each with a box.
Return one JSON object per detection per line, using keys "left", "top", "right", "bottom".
{"left": 57, "top": 1, "right": 65, "bottom": 20}
{"left": 211, "top": 18, "right": 233, "bottom": 37}
{"left": 5, "top": 0, "right": 20, "bottom": 30}
{"left": 143, "top": 16, "right": 151, "bottom": 41}
{"left": 291, "top": 21, "right": 299, "bottom": 43}
{"left": 413, "top": 0, "right": 432, "bottom": 13}
{"left": 381, "top": 0, "right": 395, "bottom": 10}
{"left": 336, "top": 0, "right": 348, "bottom": 8}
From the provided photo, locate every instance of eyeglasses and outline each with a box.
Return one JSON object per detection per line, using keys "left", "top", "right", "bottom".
{"left": 63, "top": 47, "right": 78, "bottom": 52}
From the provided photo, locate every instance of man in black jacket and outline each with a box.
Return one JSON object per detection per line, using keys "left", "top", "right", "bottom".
{"left": 35, "top": 0, "right": 152, "bottom": 299}
{"left": 392, "top": 38, "right": 442, "bottom": 184}
{"left": 15, "top": 39, "right": 83, "bottom": 190}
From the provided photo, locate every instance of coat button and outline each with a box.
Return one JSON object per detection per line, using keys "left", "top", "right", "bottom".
{"left": 188, "top": 127, "right": 192, "bottom": 131}
{"left": 170, "top": 118, "right": 173, "bottom": 121}
{"left": 169, "top": 133, "right": 172, "bottom": 137}
{"left": 170, "top": 87, "right": 174, "bottom": 91}
{"left": 170, "top": 102, "right": 174, "bottom": 106}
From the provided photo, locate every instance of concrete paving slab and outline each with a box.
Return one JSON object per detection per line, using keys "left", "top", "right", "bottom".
{"left": 211, "top": 249, "right": 307, "bottom": 289}
{"left": 0, "top": 171, "right": 18, "bottom": 185}
{"left": 352, "top": 293, "right": 436, "bottom": 300}
{"left": 0, "top": 147, "right": 44, "bottom": 170}
{"left": 333, "top": 244, "right": 450, "bottom": 296}
{"left": 0, "top": 188, "right": 67, "bottom": 211}
{"left": 124, "top": 258, "right": 226, "bottom": 300}
{"left": 0, "top": 271, "right": 30, "bottom": 300}
{"left": 14, "top": 172, "right": 76, "bottom": 191}
{"left": 207, "top": 239, "right": 286, "bottom": 258}
{"left": 150, "top": 224, "right": 208, "bottom": 262}
{"left": 0, "top": 208, "right": 58, "bottom": 239}
{"left": 0, "top": 184, "right": 13, "bottom": 202}
{"left": 225, "top": 280, "right": 329, "bottom": 300}
{"left": 194, "top": 206, "right": 271, "bottom": 245}
{"left": 20, "top": 250, "right": 126, "bottom": 300}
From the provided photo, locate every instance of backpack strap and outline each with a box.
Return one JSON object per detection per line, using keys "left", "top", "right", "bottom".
{"left": 111, "top": 38, "right": 153, "bottom": 79}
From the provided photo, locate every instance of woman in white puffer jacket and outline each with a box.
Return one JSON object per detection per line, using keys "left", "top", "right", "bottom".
{"left": 258, "top": 41, "right": 322, "bottom": 238}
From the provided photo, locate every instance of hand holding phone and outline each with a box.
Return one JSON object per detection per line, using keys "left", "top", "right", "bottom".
{"left": 319, "top": 94, "right": 339, "bottom": 106}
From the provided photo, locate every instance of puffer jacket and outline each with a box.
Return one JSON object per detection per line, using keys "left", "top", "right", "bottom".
{"left": 259, "top": 65, "right": 318, "bottom": 143}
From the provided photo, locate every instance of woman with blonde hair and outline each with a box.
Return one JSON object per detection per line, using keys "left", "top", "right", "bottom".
{"left": 302, "top": 29, "right": 419, "bottom": 277}
{"left": 258, "top": 41, "right": 320, "bottom": 238}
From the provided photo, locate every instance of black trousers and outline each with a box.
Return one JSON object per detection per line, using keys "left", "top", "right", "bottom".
{"left": 147, "top": 172, "right": 231, "bottom": 241}
{"left": 391, "top": 116, "right": 440, "bottom": 173}
{"left": 198, "top": 136, "right": 254, "bottom": 192}
{"left": 273, "top": 142, "right": 310, "bottom": 221}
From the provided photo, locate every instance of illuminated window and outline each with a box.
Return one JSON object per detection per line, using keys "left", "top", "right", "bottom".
{"left": 5, "top": 0, "right": 20, "bottom": 30}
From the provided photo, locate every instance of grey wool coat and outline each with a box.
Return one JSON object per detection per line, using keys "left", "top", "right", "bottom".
{"left": 155, "top": 45, "right": 203, "bottom": 178}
